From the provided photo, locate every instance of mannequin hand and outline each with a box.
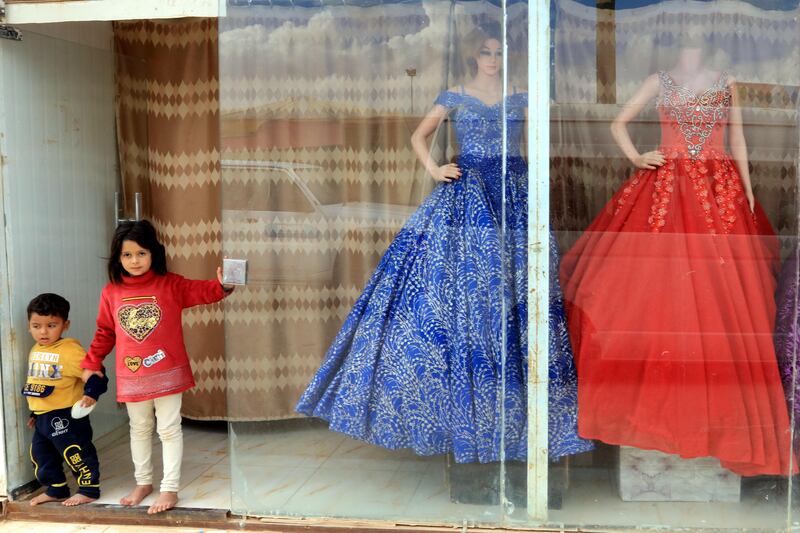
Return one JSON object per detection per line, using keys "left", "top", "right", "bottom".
{"left": 432, "top": 163, "right": 461, "bottom": 183}
{"left": 80, "top": 395, "right": 97, "bottom": 408}
{"left": 633, "top": 151, "right": 666, "bottom": 170}
{"left": 81, "top": 368, "right": 103, "bottom": 383}
{"left": 745, "top": 189, "right": 755, "bottom": 213}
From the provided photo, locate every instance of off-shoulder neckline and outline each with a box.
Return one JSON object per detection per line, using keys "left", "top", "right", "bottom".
{"left": 441, "top": 90, "right": 526, "bottom": 109}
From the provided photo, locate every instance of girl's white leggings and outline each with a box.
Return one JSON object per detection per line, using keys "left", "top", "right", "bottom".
{"left": 125, "top": 392, "right": 183, "bottom": 493}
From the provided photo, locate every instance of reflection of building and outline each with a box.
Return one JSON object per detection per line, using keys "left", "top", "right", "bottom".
{"left": 406, "top": 67, "right": 417, "bottom": 113}
{"left": 221, "top": 97, "right": 427, "bottom": 150}
{"left": 221, "top": 98, "right": 431, "bottom": 213}
{"left": 221, "top": 159, "right": 416, "bottom": 283}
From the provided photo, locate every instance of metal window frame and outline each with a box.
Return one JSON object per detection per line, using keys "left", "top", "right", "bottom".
{"left": 526, "top": 0, "right": 550, "bottom": 524}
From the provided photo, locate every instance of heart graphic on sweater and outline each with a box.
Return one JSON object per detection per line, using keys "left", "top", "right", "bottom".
{"left": 118, "top": 303, "right": 161, "bottom": 342}
{"left": 124, "top": 356, "right": 142, "bottom": 373}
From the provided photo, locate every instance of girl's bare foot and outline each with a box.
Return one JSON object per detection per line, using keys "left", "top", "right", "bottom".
{"left": 120, "top": 484, "right": 153, "bottom": 506}
{"left": 63, "top": 493, "right": 97, "bottom": 506}
{"left": 30, "top": 493, "right": 66, "bottom": 506}
{"left": 147, "top": 491, "right": 178, "bottom": 514}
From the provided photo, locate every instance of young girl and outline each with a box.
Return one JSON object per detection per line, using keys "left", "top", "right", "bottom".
{"left": 81, "top": 219, "right": 233, "bottom": 514}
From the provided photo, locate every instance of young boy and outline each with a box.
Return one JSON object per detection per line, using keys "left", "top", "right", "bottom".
{"left": 24, "top": 293, "right": 107, "bottom": 506}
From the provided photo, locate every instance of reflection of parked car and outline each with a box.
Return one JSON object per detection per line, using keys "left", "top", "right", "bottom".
{"left": 221, "top": 159, "right": 416, "bottom": 283}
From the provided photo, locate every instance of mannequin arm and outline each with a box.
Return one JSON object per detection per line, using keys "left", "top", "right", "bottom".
{"left": 727, "top": 77, "right": 755, "bottom": 211}
{"left": 522, "top": 105, "right": 528, "bottom": 159}
{"left": 411, "top": 103, "right": 460, "bottom": 182}
{"left": 610, "top": 73, "right": 664, "bottom": 169}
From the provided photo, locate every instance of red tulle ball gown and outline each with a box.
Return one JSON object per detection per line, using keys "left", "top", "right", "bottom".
{"left": 560, "top": 71, "right": 796, "bottom": 476}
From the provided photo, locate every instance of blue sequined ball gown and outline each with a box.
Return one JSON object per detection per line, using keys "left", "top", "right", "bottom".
{"left": 296, "top": 88, "right": 593, "bottom": 463}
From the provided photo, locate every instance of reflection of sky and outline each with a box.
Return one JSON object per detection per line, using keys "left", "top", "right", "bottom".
{"left": 220, "top": 1, "right": 528, "bottom": 80}
{"left": 219, "top": 1, "right": 529, "bottom": 114}
{"left": 227, "top": 0, "right": 529, "bottom": 5}
{"left": 554, "top": 0, "right": 800, "bottom": 97}
{"left": 227, "top": 0, "right": 798, "bottom": 8}
{"left": 220, "top": 3, "right": 453, "bottom": 79}
{"left": 651, "top": 32, "right": 785, "bottom": 65}
{"left": 571, "top": 0, "right": 798, "bottom": 9}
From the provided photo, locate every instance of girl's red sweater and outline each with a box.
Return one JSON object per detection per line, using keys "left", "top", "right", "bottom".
{"left": 81, "top": 269, "right": 226, "bottom": 402}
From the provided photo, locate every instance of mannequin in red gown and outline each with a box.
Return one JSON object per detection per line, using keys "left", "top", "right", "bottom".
{"left": 560, "top": 44, "right": 796, "bottom": 477}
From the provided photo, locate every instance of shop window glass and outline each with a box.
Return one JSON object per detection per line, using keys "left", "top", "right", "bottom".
{"left": 220, "top": 1, "right": 525, "bottom": 525}
{"left": 544, "top": 0, "right": 800, "bottom": 530}
{"left": 219, "top": 0, "right": 800, "bottom": 530}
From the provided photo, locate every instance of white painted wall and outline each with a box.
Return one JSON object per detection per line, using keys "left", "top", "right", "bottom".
{"left": 6, "top": 0, "right": 222, "bottom": 24}
{"left": 14, "top": 21, "right": 113, "bottom": 50}
{"left": 0, "top": 22, "right": 126, "bottom": 496}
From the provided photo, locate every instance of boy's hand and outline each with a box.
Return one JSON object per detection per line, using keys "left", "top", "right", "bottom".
{"left": 26, "top": 416, "right": 35, "bottom": 429}
{"left": 81, "top": 368, "right": 103, "bottom": 383}
{"left": 79, "top": 395, "right": 97, "bottom": 408}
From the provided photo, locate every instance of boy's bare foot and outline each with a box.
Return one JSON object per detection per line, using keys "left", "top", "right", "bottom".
{"left": 120, "top": 484, "right": 153, "bottom": 506}
{"left": 63, "top": 493, "right": 97, "bottom": 506}
{"left": 147, "top": 491, "right": 178, "bottom": 514}
{"left": 30, "top": 493, "right": 66, "bottom": 506}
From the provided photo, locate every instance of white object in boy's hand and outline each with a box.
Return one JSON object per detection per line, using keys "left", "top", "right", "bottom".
{"left": 71, "top": 400, "right": 95, "bottom": 419}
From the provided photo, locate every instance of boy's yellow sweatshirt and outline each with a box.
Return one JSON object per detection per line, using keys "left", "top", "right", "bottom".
{"left": 23, "top": 338, "right": 85, "bottom": 414}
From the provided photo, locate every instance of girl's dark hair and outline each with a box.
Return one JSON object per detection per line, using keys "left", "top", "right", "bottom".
{"left": 108, "top": 219, "right": 168, "bottom": 284}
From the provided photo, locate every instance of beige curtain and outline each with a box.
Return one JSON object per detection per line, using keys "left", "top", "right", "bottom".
{"left": 114, "top": 18, "right": 227, "bottom": 420}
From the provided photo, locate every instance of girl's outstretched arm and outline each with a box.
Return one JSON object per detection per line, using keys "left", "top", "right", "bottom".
{"left": 81, "top": 288, "right": 115, "bottom": 372}
{"left": 174, "top": 269, "right": 233, "bottom": 309}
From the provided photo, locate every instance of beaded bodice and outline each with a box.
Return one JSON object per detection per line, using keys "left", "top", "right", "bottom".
{"left": 656, "top": 71, "right": 731, "bottom": 159}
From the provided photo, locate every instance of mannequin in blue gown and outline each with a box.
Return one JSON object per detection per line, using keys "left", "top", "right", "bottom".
{"left": 296, "top": 26, "right": 592, "bottom": 465}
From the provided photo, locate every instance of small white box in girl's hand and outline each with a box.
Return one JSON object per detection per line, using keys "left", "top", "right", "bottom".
{"left": 222, "top": 258, "right": 247, "bottom": 285}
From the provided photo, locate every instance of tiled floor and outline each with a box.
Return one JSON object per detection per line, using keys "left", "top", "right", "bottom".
{"left": 94, "top": 421, "right": 229, "bottom": 510}
{"left": 69, "top": 420, "right": 799, "bottom": 530}
{"left": 0, "top": 522, "right": 231, "bottom": 533}
{"left": 226, "top": 421, "right": 501, "bottom": 524}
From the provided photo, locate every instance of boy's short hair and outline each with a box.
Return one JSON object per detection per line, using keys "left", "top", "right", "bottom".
{"left": 27, "top": 293, "right": 70, "bottom": 321}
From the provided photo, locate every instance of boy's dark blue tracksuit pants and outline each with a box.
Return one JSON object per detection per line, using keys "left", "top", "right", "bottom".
{"left": 30, "top": 408, "right": 100, "bottom": 499}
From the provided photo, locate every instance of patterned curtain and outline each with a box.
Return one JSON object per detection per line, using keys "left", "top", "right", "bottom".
{"left": 552, "top": 0, "right": 799, "bottom": 252}
{"left": 114, "top": 18, "right": 227, "bottom": 419}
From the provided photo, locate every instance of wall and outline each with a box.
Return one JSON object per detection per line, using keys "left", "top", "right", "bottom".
{"left": 5, "top": 1, "right": 222, "bottom": 24}
{"left": 0, "top": 21, "right": 125, "bottom": 495}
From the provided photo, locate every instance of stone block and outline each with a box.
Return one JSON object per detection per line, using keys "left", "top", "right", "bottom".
{"left": 619, "top": 446, "right": 741, "bottom": 502}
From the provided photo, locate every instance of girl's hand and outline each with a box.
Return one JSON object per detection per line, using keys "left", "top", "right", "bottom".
{"left": 217, "top": 266, "right": 235, "bottom": 293}
{"left": 632, "top": 151, "right": 666, "bottom": 170}
{"left": 745, "top": 189, "right": 755, "bottom": 213}
{"left": 82, "top": 368, "right": 103, "bottom": 383}
{"left": 432, "top": 163, "right": 461, "bottom": 183}
{"left": 80, "top": 395, "right": 97, "bottom": 408}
